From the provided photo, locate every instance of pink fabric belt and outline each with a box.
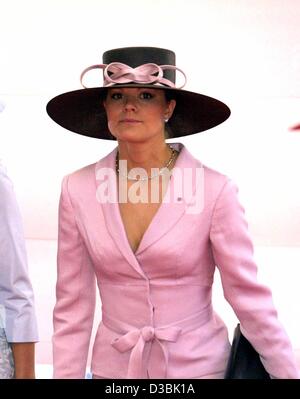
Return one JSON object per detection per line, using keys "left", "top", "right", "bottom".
{"left": 102, "top": 305, "right": 212, "bottom": 378}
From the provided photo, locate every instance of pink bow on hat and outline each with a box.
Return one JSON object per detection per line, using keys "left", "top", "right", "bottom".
{"left": 80, "top": 62, "right": 187, "bottom": 89}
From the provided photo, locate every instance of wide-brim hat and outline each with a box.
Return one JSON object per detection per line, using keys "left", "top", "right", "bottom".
{"left": 46, "top": 47, "right": 230, "bottom": 140}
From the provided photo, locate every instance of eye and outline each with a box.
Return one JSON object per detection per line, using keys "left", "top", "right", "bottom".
{"left": 110, "top": 92, "right": 123, "bottom": 100}
{"left": 139, "top": 92, "right": 154, "bottom": 100}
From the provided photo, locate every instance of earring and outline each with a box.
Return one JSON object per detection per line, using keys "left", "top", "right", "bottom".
{"left": 164, "top": 118, "right": 169, "bottom": 123}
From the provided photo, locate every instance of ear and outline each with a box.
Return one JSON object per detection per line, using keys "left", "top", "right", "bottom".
{"left": 165, "top": 99, "right": 176, "bottom": 119}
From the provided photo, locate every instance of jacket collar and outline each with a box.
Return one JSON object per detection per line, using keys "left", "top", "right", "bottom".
{"left": 94, "top": 142, "right": 202, "bottom": 277}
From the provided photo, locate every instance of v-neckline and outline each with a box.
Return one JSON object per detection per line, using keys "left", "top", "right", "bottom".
{"left": 116, "top": 185, "right": 169, "bottom": 255}
{"left": 96, "top": 142, "right": 198, "bottom": 277}
{"left": 115, "top": 144, "right": 182, "bottom": 256}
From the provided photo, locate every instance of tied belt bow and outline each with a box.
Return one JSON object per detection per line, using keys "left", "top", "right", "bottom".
{"left": 102, "top": 305, "right": 212, "bottom": 379}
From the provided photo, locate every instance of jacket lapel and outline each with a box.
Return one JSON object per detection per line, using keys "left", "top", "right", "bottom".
{"left": 94, "top": 143, "right": 201, "bottom": 273}
{"left": 94, "top": 147, "right": 146, "bottom": 276}
{"left": 135, "top": 143, "right": 201, "bottom": 255}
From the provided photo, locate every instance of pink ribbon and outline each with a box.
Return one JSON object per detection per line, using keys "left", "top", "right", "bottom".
{"left": 102, "top": 305, "right": 212, "bottom": 378}
{"left": 80, "top": 62, "right": 187, "bottom": 89}
{"left": 111, "top": 325, "right": 181, "bottom": 379}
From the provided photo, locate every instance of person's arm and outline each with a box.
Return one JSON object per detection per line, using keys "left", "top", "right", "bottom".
{"left": 53, "top": 174, "right": 96, "bottom": 378}
{"left": 0, "top": 167, "right": 39, "bottom": 377}
{"left": 210, "top": 178, "right": 300, "bottom": 379}
{"left": 11, "top": 342, "right": 35, "bottom": 379}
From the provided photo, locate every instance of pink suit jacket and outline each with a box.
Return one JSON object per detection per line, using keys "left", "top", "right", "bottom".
{"left": 53, "top": 142, "right": 299, "bottom": 379}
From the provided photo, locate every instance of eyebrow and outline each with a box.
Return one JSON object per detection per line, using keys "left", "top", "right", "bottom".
{"left": 109, "top": 88, "right": 157, "bottom": 92}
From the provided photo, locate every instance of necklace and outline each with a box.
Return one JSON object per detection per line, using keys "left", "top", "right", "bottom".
{"left": 116, "top": 145, "right": 177, "bottom": 181}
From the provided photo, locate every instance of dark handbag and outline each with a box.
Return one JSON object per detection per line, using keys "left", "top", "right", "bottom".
{"left": 224, "top": 323, "right": 271, "bottom": 379}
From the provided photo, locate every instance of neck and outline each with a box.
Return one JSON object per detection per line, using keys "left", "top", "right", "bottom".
{"left": 117, "top": 140, "right": 173, "bottom": 174}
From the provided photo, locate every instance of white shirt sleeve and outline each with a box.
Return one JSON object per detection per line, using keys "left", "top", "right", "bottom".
{"left": 0, "top": 165, "right": 38, "bottom": 342}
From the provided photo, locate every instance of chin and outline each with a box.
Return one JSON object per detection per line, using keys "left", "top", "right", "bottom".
{"left": 116, "top": 132, "right": 149, "bottom": 143}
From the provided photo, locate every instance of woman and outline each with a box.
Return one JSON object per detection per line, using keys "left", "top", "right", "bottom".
{"left": 47, "top": 47, "right": 299, "bottom": 379}
{"left": 0, "top": 101, "right": 39, "bottom": 379}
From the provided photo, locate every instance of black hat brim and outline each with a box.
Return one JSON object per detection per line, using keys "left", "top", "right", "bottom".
{"left": 46, "top": 86, "right": 230, "bottom": 140}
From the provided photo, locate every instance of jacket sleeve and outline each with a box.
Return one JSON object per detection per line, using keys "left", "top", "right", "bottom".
{"left": 210, "top": 178, "right": 299, "bottom": 379}
{"left": 0, "top": 166, "right": 38, "bottom": 342}
{"left": 53, "top": 175, "right": 96, "bottom": 378}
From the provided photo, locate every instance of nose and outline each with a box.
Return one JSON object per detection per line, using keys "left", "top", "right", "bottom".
{"left": 123, "top": 95, "right": 138, "bottom": 111}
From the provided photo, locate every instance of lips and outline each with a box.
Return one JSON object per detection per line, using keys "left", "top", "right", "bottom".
{"left": 120, "top": 119, "right": 142, "bottom": 123}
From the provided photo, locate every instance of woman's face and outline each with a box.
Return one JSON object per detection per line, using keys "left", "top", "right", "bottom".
{"left": 103, "top": 87, "right": 176, "bottom": 143}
